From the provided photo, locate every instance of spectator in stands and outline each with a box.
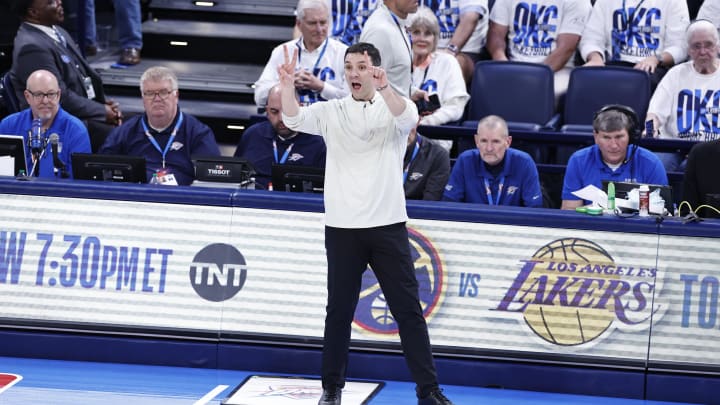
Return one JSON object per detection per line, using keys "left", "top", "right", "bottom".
{"left": 360, "top": 0, "right": 418, "bottom": 97}
{"left": 404, "top": 122, "right": 450, "bottom": 200}
{"left": 645, "top": 19, "right": 720, "bottom": 172}
{"left": 99, "top": 66, "right": 220, "bottom": 186}
{"left": 0, "top": 69, "right": 91, "bottom": 178}
{"left": 561, "top": 105, "right": 668, "bottom": 210}
{"left": 488, "top": 0, "right": 592, "bottom": 99}
{"left": 277, "top": 42, "right": 453, "bottom": 405}
{"left": 695, "top": 0, "right": 718, "bottom": 25}
{"left": 420, "top": 0, "right": 489, "bottom": 84}
{"left": 580, "top": 0, "right": 690, "bottom": 91}
{"left": 442, "top": 115, "right": 543, "bottom": 207}
{"left": 408, "top": 7, "right": 469, "bottom": 150}
{"left": 81, "top": 0, "right": 143, "bottom": 65}
{"left": 682, "top": 139, "right": 720, "bottom": 218}
{"left": 255, "top": 0, "right": 348, "bottom": 107}
{"left": 314, "top": 0, "right": 380, "bottom": 45}
{"left": 9, "top": 0, "right": 122, "bottom": 152}
{"left": 235, "top": 85, "right": 326, "bottom": 190}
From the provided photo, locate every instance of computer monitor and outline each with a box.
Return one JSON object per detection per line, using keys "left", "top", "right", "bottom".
{"left": 0, "top": 134, "right": 28, "bottom": 176}
{"left": 602, "top": 180, "right": 674, "bottom": 214}
{"left": 71, "top": 153, "right": 147, "bottom": 183}
{"left": 271, "top": 163, "right": 325, "bottom": 193}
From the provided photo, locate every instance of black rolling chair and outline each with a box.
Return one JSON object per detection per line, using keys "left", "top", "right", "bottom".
{"left": 0, "top": 71, "right": 20, "bottom": 116}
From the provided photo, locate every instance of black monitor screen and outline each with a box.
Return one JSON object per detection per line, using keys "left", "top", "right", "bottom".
{"left": 0, "top": 134, "right": 28, "bottom": 176}
{"left": 271, "top": 164, "right": 324, "bottom": 193}
{"left": 71, "top": 153, "right": 147, "bottom": 183}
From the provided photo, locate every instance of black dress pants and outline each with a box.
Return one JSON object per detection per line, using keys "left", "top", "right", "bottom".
{"left": 321, "top": 222, "right": 438, "bottom": 397}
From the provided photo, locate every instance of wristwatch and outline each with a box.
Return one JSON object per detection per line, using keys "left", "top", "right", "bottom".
{"left": 447, "top": 44, "right": 459, "bottom": 55}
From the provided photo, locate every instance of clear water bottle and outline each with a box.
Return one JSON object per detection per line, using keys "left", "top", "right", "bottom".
{"left": 149, "top": 173, "right": 160, "bottom": 185}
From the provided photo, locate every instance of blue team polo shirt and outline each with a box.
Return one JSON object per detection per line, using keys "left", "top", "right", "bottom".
{"left": 562, "top": 144, "right": 668, "bottom": 202}
{"left": 443, "top": 148, "right": 543, "bottom": 207}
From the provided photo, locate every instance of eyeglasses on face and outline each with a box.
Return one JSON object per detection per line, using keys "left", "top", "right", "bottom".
{"left": 142, "top": 89, "right": 176, "bottom": 99}
{"left": 26, "top": 90, "right": 60, "bottom": 101}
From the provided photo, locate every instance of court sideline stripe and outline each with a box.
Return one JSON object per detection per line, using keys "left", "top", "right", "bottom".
{"left": 193, "top": 384, "right": 230, "bottom": 405}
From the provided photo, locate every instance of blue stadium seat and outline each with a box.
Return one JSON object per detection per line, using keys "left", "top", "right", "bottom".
{"left": 561, "top": 66, "right": 651, "bottom": 133}
{"left": 464, "top": 61, "right": 556, "bottom": 132}
{"left": 0, "top": 71, "right": 20, "bottom": 115}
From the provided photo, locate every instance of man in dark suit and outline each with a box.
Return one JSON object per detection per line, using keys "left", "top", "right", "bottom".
{"left": 9, "top": 0, "right": 122, "bottom": 151}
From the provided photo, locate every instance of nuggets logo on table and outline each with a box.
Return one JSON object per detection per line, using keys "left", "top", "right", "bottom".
{"left": 496, "top": 237, "right": 663, "bottom": 346}
{"left": 353, "top": 227, "right": 445, "bottom": 335}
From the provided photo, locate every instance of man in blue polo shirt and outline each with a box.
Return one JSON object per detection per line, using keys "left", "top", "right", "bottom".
{"left": 561, "top": 105, "right": 668, "bottom": 210}
{"left": 442, "top": 115, "right": 543, "bottom": 207}
{"left": 235, "top": 85, "right": 326, "bottom": 189}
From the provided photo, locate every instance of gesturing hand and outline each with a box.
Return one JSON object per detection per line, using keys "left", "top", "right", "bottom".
{"left": 365, "top": 51, "right": 387, "bottom": 90}
{"left": 277, "top": 45, "right": 299, "bottom": 89}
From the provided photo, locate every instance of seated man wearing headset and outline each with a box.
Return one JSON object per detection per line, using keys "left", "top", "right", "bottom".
{"left": 561, "top": 105, "right": 668, "bottom": 210}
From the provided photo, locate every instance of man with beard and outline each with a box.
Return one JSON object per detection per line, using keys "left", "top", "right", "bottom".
{"left": 0, "top": 69, "right": 90, "bottom": 178}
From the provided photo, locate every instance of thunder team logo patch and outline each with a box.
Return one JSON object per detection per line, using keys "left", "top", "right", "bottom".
{"left": 496, "top": 237, "right": 664, "bottom": 346}
{"left": 353, "top": 227, "right": 445, "bottom": 335}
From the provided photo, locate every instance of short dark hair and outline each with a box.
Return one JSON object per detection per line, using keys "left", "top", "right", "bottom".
{"left": 345, "top": 42, "right": 381, "bottom": 66}
{"left": 12, "top": 0, "right": 34, "bottom": 18}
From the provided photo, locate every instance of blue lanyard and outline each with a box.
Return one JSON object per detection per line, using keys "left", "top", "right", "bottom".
{"left": 273, "top": 139, "right": 294, "bottom": 164}
{"left": 403, "top": 136, "right": 421, "bottom": 183}
{"left": 388, "top": 6, "right": 413, "bottom": 73}
{"left": 296, "top": 37, "right": 329, "bottom": 74}
{"left": 141, "top": 112, "right": 184, "bottom": 168}
{"left": 483, "top": 175, "right": 505, "bottom": 206}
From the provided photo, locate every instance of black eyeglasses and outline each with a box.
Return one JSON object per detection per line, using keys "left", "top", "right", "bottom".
{"left": 142, "top": 89, "right": 176, "bottom": 99}
{"left": 26, "top": 90, "right": 60, "bottom": 101}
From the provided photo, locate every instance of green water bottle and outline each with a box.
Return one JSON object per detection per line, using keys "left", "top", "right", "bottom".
{"left": 607, "top": 181, "right": 615, "bottom": 211}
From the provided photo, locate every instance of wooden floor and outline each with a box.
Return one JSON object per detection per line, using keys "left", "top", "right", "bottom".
{"left": 0, "top": 356, "right": 700, "bottom": 404}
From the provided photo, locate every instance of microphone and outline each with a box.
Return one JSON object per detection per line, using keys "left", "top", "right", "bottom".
{"left": 28, "top": 118, "right": 45, "bottom": 158}
{"left": 49, "top": 133, "right": 68, "bottom": 178}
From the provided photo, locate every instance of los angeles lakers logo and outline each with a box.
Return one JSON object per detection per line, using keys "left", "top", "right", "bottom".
{"left": 496, "top": 237, "right": 662, "bottom": 346}
{"left": 353, "top": 227, "right": 445, "bottom": 335}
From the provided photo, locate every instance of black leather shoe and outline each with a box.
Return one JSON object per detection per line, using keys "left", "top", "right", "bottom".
{"left": 418, "top": 388, "right": 453, "bottom": 405}
{"left": 318, "top": 388, "right": 341, "bottom": 405}
{"left": 119, "top": 48, "right": 141, "bottom": 65}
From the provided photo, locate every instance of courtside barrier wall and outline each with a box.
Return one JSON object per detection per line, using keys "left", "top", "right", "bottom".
{"left": 0, "top": 177, "right": 717, "bottom": 403}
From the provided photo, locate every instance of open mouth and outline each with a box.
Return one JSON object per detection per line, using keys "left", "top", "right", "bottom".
{"left": 351, "top": 82, "right": 362, "bottom": 90}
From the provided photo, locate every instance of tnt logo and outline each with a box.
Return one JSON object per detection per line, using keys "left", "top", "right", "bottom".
{"left": 496, "top": 238, "right": 663, "bottom": 346}
{"left": 189, "top": 243, "right": 248, "bottom": 302}
{"left": 353, "top": 227, "right": 445, "bottom": 335}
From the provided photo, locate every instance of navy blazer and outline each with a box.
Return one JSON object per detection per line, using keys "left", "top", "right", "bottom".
{"left": 10, "top": 22, "right": 107, "bottom": 121}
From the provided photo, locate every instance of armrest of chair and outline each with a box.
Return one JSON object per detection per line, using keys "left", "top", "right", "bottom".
{"left": 543, "top": 113, "right": 562, "bottom": 131}
{"left": 561, "top": 124, "right": 594, "bottom": 134}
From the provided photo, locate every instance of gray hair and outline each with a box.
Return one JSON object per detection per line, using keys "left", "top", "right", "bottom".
{"left": 408, "top": 7, "right": 440, "bottom": 53}
{"left": 593, "top": 108, "right": 635, "bottom": 134}
{"left": 686, "top": 19, "right": 720, "bottom": 46}
{"left": 140, "top": 66, "right": 179, "bottom": 92}
{"left": 476, "top": 115, "right": 509, "bottom": 137}
{"left": 296, "top": 0, "right": 328, "bottom": 20}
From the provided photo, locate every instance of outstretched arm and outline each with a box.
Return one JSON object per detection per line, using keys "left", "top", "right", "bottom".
{"left": 278, "top": 45, "right": 300, "bottom": 118}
